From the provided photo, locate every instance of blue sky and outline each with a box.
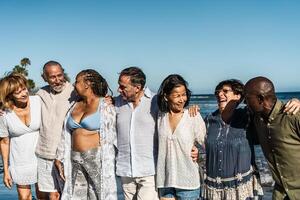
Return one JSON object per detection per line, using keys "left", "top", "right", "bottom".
{"left": 1, "top": 0, "right": 300, "bottom": 94}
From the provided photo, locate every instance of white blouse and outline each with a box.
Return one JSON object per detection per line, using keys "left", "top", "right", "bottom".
{"left": 156, "top": 109, "right": 206, "bottom": 189}
{"left": 0, "top": 96, "right": 41, "bottom": 185}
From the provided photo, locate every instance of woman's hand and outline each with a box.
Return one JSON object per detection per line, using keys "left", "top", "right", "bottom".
{"left": 54, "top": 159, "right": 65, "bottom": 181}
{"left": 3, "top": 171, "right": 12, "bottom": 189}
{"left": 1, "top": 137, "right": 11, "bottom": 189}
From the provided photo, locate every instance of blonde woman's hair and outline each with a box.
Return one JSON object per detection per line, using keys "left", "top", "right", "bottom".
{"left": 0, "top": 73, "right": 28, "bottom": 109}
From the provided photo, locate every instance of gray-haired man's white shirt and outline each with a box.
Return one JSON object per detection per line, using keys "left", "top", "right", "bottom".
{"left": 35, "top": 82, "right": 76, "bottom": 160}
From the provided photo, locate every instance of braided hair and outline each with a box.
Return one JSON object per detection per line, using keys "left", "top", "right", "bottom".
{"left": 77, "top": 69, "right": 112, "bottom": 97}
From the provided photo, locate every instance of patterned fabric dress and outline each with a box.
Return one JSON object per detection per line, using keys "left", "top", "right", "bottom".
{"left": 71, "top": 147, "right": 102, "bottom": 199}
{"left": 203, "top": 107, "right": 263, "bottom": 200}
{"left": 58, "top": 98, "right": 118, "bottom": 200}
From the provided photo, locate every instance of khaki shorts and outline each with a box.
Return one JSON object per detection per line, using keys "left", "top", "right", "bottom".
{"left": 121, "top": 176, "right": 159, "bottom": 200}
{"left": 37, "top": 156, "right": 63, "bottom": 192}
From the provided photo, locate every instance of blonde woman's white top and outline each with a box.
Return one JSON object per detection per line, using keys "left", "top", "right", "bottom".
{"left": 0, "top": 96, "right": 41, "bottom": 185}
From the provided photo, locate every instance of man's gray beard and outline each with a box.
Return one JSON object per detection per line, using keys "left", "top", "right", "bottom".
{"left": 52, "top": 82, "right": 66, "bottom": 93}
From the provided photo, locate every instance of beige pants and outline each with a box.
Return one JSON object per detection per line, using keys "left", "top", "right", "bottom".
{"left": 121, "top": 176, "right": 159, "bottom": 200}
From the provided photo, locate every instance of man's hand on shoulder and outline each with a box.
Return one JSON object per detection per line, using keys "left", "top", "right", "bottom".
{"left": 0, "top": 109, "right": 4, "bottom": 116}
{"left": 104, "top": 95, "right": 114, "bottom": 106}
{"left": 284, "top": 98, "right": 300, "bottom": 115}
{"left": 191, "top": 146, "right": 198, "bottom": 162}
{"left": 188, "top": 105, "right": 200, "bottom": 117}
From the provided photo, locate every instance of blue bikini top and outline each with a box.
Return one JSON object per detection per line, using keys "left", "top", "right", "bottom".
{"left": 67, "top": 104, "right": 101, "bottom": 131}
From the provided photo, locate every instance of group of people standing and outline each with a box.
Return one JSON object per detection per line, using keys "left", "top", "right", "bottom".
{"left": 0, "top": 61, "right": 300, "bottom": 200}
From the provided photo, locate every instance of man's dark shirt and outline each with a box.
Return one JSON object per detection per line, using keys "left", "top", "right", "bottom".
{"left": 253, "top": 100, "right": 300, "bottom": 200}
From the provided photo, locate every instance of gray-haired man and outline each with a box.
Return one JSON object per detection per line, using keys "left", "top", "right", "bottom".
{"left": 36, "top": 61, "right": 76, "bottom": 200}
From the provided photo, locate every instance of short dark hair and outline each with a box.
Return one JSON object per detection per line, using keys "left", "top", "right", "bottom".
{"left": 245, "top": 76, "right": 276, "bottom": 103}
{"left": 157, "top": 74, "right": 191, "bottom": 112}
{"left": 43, "top": 60, "right": 63, "bottom": 74}
{"left": 42, "top": 60, "right": 65, "bottom": 81}
{"left": 77, "top": 69, "right": 112, "bottom": 97}
{"left": 119, "top": 67, "right": 146, "bottom": 88}
{"left": 215, "top": 79, "right": 244, "bottom": 100}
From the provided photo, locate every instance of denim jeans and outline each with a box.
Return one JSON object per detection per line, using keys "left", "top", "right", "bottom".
{"left": 158, "top": 187, "right": 201, "bottom": 200}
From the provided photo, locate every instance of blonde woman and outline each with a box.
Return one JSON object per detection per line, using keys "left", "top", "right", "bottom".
{"left": 0, "top": 73, "right": 41, "bottom": 200}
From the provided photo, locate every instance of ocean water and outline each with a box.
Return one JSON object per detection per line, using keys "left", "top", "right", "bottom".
{"left": 1, "top": 92, "right": 300, "bottom": 199}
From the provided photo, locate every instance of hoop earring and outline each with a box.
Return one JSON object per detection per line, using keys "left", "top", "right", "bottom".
{"left": 164, "top": 96, "right": 168, "bottom": 102}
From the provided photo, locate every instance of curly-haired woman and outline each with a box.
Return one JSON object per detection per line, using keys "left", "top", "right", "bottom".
{"left": 56, "top": 69, "right": 118, "bottom": 200}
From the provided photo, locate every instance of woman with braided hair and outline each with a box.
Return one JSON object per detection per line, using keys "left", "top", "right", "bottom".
{"left": 56, "top": 69, "right": 118, "bottom": 200}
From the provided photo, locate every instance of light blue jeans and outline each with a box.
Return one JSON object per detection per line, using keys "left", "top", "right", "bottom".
{"left": 158, "top": 187, "right": 201, "bottom": 200}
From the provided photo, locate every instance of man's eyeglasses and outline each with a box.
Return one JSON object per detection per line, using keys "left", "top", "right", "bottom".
{"left": 214, "top": 88, "right": 233, "bottom": 95}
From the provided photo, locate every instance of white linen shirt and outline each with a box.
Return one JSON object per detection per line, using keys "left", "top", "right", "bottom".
{"left": 156, "top": 109, "right": 206, "bottom": 189}
{"left": 35, "top": 82, "right": 76, "bottom": 159}
{"left": 115, "top": 87, "right": 158, "bottom": 177}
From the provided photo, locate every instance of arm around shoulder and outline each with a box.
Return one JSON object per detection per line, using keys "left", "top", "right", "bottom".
{"left": 292, "top": 113, "right": 300, "bottom": 138}
{"left": 194, "top": 113, "right": 206, "bottom": 145}
{"left": 103, "top": 103, "right": 117, "bottom": 148}
{"left": 284, "top": 98, "right": 300, "bottom": 115}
